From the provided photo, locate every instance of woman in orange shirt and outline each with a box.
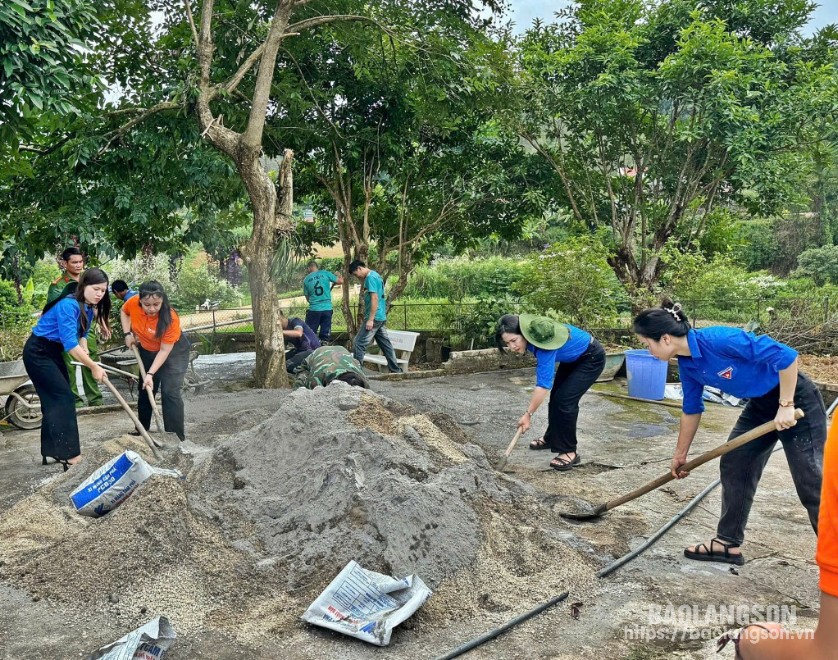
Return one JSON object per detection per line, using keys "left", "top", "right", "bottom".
{"left": 719, "top": 411, "right": 838, "bottom": 659}
{"left": 120, "top": 280, "right": 190, "bottom": 441}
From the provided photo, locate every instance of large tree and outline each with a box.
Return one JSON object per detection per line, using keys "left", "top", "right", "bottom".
{"left": 270, "top": 15, "right": 536, "bottom": 332}
{"left": 518, "top": 0, "right": 838, "bottom": 297}
{"left": 4, "top": 0, "right": 508, "bottom": 386}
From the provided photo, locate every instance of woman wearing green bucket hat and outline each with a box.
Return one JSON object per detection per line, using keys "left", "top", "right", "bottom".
{"left": 496, "top": 314, "right": 606, "bottom": 470}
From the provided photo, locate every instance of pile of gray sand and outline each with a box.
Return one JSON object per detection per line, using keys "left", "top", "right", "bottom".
{"left": 0, "top": 384, "right": 600, "bottom": 647}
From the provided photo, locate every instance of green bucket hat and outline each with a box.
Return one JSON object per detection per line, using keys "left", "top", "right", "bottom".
{"left": 518, "top": 314, "right": 569, "bottom": 350}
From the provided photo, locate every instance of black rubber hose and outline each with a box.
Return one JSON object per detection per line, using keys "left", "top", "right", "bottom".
{"left": 434, "top": 591, "right": 570, "bottom": 660}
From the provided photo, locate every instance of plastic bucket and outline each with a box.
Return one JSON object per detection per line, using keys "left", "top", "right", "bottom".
{"left": 625, "top": 349, "right": 668, "bottom": 400}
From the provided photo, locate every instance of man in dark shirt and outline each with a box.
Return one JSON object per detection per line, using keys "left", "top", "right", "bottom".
{"left": 278, "top": 311, "right": 321, "bottom": 357}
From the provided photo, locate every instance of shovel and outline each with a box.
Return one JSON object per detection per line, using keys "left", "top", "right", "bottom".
{"left": 73, "top": 361, "right": 176, "bottom": 454}
{"left": 496, "top": 427, "right": 524, "bottom": 472}
{"left": 560, "top": 409, "right": 804, "bottom": 521}
{"left": 130, "top": 345, "right": 180, "bottom": 444}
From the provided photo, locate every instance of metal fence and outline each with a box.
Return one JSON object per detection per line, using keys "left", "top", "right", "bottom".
{"left": 3, "top": 295, "right": 837, "bottom": 360}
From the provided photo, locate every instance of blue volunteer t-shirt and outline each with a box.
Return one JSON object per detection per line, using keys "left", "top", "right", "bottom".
{"left": 527, "top": 324, "right": 592, "bottom": 389}
{"left": 303, "top": 271, "right": 338, "bottom": 312}
{"left": 287, "top": 317, "right": 321, "bottom": 352}
{"left": 678, "top": 327, "right": 798, "bottom": 415}
{"left": 363, "top": 270, "right": 387, "bottom": 322}
{"left": 32, "top": 297, "right": 93, "bottom": 352}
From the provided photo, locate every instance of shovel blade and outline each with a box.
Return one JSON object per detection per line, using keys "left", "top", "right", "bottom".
{"left": 560, "top": 503, "right": 607, "bottom": 521}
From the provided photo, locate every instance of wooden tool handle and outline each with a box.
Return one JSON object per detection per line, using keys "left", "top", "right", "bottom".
{"left": 604, "top": 409, "right": 804, "bottom": 512}
{"left": 101, "top": 376, "right": 161, "bottom": 458}
{"left": 503, "top": 427, "right": 524, "bottom": 459}
{"left": 131, "top": 345, "right": 165, "bottom": 433}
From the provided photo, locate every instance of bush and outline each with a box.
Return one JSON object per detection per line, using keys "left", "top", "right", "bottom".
{"left": 172, "top": 254, "right": 243, "bottom": 310}
{"left": 106, "top": 253, "right": 175, "bottom": 291}
{"left": 661, "top": 251, "right": 784, "bottom": 322}
{"left": 794, "top": 245, "right": 838, "bottom": 286}
{"left": 403, "top": 256, "right": 527, "bottom": 301}
{"left": 0, "top": 279, "right": 35, "bottom": 360}
{"left": 514, "top": 238, "right": 625, "bottom": 327}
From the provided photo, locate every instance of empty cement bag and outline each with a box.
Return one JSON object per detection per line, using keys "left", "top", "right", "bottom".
{"left": 302, "top": 560, "right": 432, "bottom": 646}
{"left": 87, "top": 615, "right": 176, "bottom": 660}
{"left": 70, "top": 451, "right": 182, "bottom": 518}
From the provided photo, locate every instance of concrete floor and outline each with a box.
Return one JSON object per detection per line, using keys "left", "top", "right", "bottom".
{"left": 0, "top": 358, "right": 822, "bottom": 659}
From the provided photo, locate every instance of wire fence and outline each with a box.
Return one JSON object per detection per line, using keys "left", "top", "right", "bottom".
{"left": 2, "top": 295, "right": 837, "bottom": 360}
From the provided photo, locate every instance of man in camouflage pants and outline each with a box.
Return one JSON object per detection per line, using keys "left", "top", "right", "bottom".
{"left": 291, "top": 345, "right": 369, "bottom": 389}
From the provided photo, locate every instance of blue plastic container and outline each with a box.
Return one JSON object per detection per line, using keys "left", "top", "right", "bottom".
{"left": 625, "top": 349, "right": 668, "bottom": 400}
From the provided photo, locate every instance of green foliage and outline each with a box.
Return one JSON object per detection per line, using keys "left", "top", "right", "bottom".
{"left": 661, "top": 251, "right": 785, "bottom": 321}
{"left": 0, "top": 278, "right": 35, "bottom": 360}
{"left": 105, "top": 253, "right": 175, "bottom": 291}
{"left": 515, "top": 238, "right": 626, "bottom": 327}
{"left": 451, "top": 295, "right": 521, "bottom": 349}
{"left": 518, "top": 0, "right": 838, "bottom": 289}
{"left": 403, "top": 257, "right": 526, "bottom": 301}
{"left": 794, "top": 245, "right": 838, "bottom": 285}
{"left": 171, "top": 253, "right": 242, "bottom": 310}
{"left": 0, "top": 0, "right": 102, "bottom": 155}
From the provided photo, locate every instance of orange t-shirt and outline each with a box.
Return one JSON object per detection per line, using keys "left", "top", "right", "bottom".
{"left": 122, "top": 295, "right": 182, "bottom": 352}
{"left": 817, "top": 413, "right": 838, "bottom": 597}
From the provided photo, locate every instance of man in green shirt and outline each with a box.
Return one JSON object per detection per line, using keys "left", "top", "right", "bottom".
{"left": 46, "top": 247, "right": 104, "bottom": 407}
{"left": 348, "top": 260, "right": 402, "bottom": 373}
{"left": 302, "top": 260, "right": 343, "bottom": 343}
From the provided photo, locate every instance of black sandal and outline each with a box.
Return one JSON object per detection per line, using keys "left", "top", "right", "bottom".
{"left": 684, "top": 538, "right": 745, "bottom": 566}
{"left": 550, "top": 453, "right": 580, "bottom": 471}
{"left": 717, "top": 624, "right": 771, "bottom": 658}
{"left": 529, "top": 437, "right": 550, "bottom": 450}
{"left": 42, "top": 456, "right": 72, "bottom": 472}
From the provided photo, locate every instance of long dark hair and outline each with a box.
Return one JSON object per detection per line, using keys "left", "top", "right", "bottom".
{"left": 138, "top": 280, "right": 173, "bottom": 338}
{"left": 41, "top": 269, "right": 110, "bottom": 336}
{"left": 495, "top": 314, "right": 523, "bottom": 354}
{"left": 632, "top": 298, "right": 691, "bottom": 340}
{"left": 76, "top": 268, "right": 111, "bottom": 335}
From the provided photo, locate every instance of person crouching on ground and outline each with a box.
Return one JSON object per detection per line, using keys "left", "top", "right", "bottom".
{"left": 496, "top": 314, "right": 605, "bottom": 471}
{"left": 633, "top": 299, "right": 826, "bottom": 566}
{"left": 292, "top": 345, "right": 370, "bottom": 389}
{"left": 121, "top": 280, "right": 190, "bottom": 441}
{"left": 23, "top": 268, "right": 110, "bottom": 470}
{"left": 277, "top": 310, "right": 321, "bottom": 368}
{"left": 717, "top": 413, "right": 838, "bottom": 659}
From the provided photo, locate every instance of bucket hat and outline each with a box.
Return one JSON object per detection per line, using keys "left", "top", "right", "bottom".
{"left": 518, "top": 314, "right": 569, "bottom": 350}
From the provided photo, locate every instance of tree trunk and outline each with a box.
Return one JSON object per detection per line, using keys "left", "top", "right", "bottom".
{"left": 240, "top": 149, "right": 294, "bottom": 388}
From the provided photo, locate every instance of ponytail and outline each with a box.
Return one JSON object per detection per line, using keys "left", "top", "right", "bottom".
{"left": 632, "top": 298, "right": 691, "bottom": 340}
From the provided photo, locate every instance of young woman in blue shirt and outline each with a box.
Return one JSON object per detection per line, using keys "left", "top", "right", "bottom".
{"left": 633, "top": 300, "right": 827, "bottom": 565}
{"left": 22, "top": 268, "right": 110, "bottom": 470}
{"left": 496, "top": 314, "right": 605, "bottom": 470}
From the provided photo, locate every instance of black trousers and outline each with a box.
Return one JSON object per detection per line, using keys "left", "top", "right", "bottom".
{"left": 22, "top": 334, "right": 81, "bottom": 460}
{"left": 717, "top": 373, "right": 826, "bottom": 545}
{"left": 137, "top": 335, "right": 190, "bottom": 441}
{"left": 544, "top": 339, "right": 606, "bottom": 454}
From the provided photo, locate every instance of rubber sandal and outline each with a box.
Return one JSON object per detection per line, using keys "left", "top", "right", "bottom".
{"left": 550, "top": 453, "right": 580, "bottom": 471}
{"left": 684, "top": 538, "right": 745, "bottom": 566}
{"left": 529, "top": 437, "right": 550, "bottom": 450}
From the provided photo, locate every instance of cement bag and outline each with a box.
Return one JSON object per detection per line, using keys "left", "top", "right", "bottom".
{"left": 70, "top": 451, "right": 182, "bottom": 518}
{"left": 301, "top": 560, "right": 432, "bottom": 646}
{"left": 87, "top": 615, "right": 176, "bottom": 660}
